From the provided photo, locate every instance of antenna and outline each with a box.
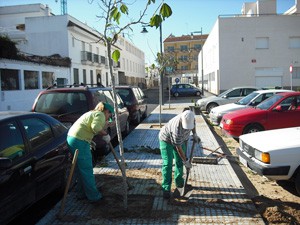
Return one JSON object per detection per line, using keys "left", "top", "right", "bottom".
{"left": 55, "top": 0, "right": 67, "bottom": 15}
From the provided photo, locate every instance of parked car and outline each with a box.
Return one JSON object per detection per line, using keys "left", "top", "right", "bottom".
{"left": 237, "top": 126, "right": 300, "bottom": 195}
{"left": 170, "top": 83, "right": 202, "bottom": 97}
{"left": 196, "top": 86, "right": 258, "bottom": 113}
{"left": 0, "top": 112, "right": 70, "bottom": 224}
{"left": 209, "top": 89, "right": 293, "bottom": 125}
{"left": 32, "top": 85, "right": 129, "bottom": 158}
{"left": 220, "top": 92, "right": 300, "bottom": 138}
{"left": 115, "top": 85, "right": 147, "bottom": 125}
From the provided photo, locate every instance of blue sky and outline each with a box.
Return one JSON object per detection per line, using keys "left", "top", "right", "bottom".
{"left": 0, "top": 0, "right": 295, "bottom": 64}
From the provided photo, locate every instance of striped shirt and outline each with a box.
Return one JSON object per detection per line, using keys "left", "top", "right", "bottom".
{"left": 159, "top": 113, "right": 192, "bottom": 146}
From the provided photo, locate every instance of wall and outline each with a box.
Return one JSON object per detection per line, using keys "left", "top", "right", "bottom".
{"left": 0, "top": 59, "right": 70, "bottom": 111}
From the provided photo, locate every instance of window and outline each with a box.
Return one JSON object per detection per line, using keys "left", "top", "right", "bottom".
{"left": 181, "top": 66, "right": 188, "bottom": 70}
{"left": 24, "top": 70, "right": 38, "bottom": 89}
{"left": 167, "top": 46, "right": 174, "bottom": 52}
{"left": 256, "top": 37, "right": 269, "bottom": 49}
{"left": 20, "top": 118, "right": 53, "bottom": 151}
{"left": 0, "top": 121, "right": 24, "bottom": 161}
{"left": 42, "top": 72, "right": 54, "bottom": 88}
{"left": 227, "top": 89, "right": 243, "bottom": 97}
{"left": 0, "top": 69, "right": 20, "bottom": 90}
{"left": 90, "top": 70, "right": 94, "bottom": 84}
{"left": 73, "top": 68, "right": 79, "bottom": 84}
{"left": 289, "top": 37, "right": 300, "bottom": 49}
{"left": 83, "top": 69, "right": 87, "bottom": 84}
{"left": 180, "top": 45, "right": 188, "bottom": 51}
{"left": 194, "top": 44, "right": 202, "bottom": 50}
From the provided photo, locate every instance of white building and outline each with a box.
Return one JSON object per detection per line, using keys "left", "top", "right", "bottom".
{"left": 199, "top": 0, "right": 300, "bottom": 95}
{"left": 0, "top": 3, "right": 146, "bottom": 110}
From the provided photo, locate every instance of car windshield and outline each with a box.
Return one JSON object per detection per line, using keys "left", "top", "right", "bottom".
{"left": 236, "top": 92, "right": 259, "bottom": 105}
{"left": 34, "top": 92, "right": 88, "bottom": 114}
{"left": 256, "top": 94, "right": 283, "bottom": 110}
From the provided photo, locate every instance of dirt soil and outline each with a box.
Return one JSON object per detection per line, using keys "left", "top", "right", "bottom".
{"left": 212, "top": 125, "right": 300, "bottom": 225}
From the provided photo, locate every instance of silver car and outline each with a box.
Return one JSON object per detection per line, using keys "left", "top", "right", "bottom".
{"left": 209, "top": 89, "right": 294, "bottom": 125}
{"left": 196, "top": 86, "right": 258, "bottom": 113}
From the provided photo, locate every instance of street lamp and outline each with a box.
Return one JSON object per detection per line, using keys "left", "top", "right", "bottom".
{"left": 141, "top": 23, "right": 163, "bottom": 127}
{"left": 191, "top": 28, "right": 204, "bottom": 95}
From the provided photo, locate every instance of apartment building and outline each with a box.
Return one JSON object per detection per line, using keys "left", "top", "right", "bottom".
{"left": 164, "top": 34, "right": 208, "bottom": 85}
{"left": 200, "top": 0, "right": 300, "bottom": 95}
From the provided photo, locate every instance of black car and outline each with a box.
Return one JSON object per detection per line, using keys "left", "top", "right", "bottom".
{"left": 32, "top": 84, "right": 129, "bottom": 158}
{"left": 0, "top": 112, "right": 70, "bottom": 225}
{"left": 115, "top": 86, "right": 147, "bottom": 125}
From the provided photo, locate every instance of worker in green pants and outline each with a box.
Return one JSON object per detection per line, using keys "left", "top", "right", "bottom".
{"left": 159, "top": 110, "right": 200, "bottom": 199}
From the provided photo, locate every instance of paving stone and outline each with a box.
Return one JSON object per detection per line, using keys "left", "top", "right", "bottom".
{"left": 37, "top": 103, "right": 265, "bottom": 225}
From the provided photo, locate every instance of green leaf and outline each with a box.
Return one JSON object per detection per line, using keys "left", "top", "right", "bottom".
{"left": 160, "top": 3, "right": 172, "bottom": 19}
{"left": 112, "top": 50, "right": 120, "bottom": 62}
{"left": 149, "top": 15, "right": 162, "bottom": 28}
{"left": 115, "top": 12, "right": 121, "bottom": 24}
{"left": 148, "top": 0, "right": 155, "bottom": 4}
{"left": 120, "top": 4, "right": 128, "bottom": 14}
{"left": 110, "top": 7, "right": 118, "bottom": 19}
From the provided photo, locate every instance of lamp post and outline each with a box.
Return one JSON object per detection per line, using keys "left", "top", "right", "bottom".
{"left": 191, "top": 28, "right": 204, "bottom": 95}
{"left": 141, "top": 23, "right": 163, "bottom": 127}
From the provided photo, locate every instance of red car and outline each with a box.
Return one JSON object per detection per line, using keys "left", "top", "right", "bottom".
{"left": 220, "top": 92, "right": 300, "bottom": 138}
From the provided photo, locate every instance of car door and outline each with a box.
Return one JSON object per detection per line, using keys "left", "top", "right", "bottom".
{"left": 19, "top": 117, "right": 67, "bottom": 199}
{"left": 184, "top": 84, "right": 194, "bottom": 96}
{"left": 266, "top": 95, "right": 300, "bottom": 130}
{"left": 0, "top": 120, "right": 34, "bottom": 224}
{"left": 223, "top": 88, "right": 244, "bottom": 103}
{"left": 133, "top": 87, "right": 146, "bottom": 114}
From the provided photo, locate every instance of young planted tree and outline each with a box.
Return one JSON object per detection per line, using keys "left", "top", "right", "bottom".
{"left": 94, "top": 0, "right": 172, "bottom": 209}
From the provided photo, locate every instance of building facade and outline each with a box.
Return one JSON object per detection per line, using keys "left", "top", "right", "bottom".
{"left": 163, "top": 34, "right": 208, "bottom": 86}
{"left": 199, "top": 0, "right": 300, "bottom": 95}
{"left": 0, "top": 3, "right": 146, "bottom": 110}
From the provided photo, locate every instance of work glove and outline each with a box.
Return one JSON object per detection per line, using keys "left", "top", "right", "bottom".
{"left": 183, "top": 159, "right": 192, "bottom": 169}
{"left": 192, "top": 133, "right": 201, "bottom": 144}
{"left": 102, "top": 134, "right": 111, "bottom": 143}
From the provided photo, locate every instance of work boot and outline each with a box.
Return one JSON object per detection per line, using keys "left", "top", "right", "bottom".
{"left": 163, "top": 190, "right": 171, "bottom": 199}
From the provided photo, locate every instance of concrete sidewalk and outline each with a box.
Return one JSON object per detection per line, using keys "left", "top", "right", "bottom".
{"left": 38, "top": 102, "right": 265, "bottom": 225}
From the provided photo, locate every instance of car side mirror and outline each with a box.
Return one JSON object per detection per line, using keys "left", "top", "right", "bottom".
{"left": 0, "top": 157, "right": 12, "bottom": 169}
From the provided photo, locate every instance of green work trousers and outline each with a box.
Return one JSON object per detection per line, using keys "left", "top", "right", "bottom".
{"left": 159, "top": 140, "right": 187, "bottom": 192}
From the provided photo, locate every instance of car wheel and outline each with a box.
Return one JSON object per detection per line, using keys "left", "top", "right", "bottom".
{"left": 295, "top": 171, "right": 300, "bottom": 195}
{"left": 206, "top": 103, "right": 218, "bottom": 113}
{"left": 122, "top": 119, "right": 130, "bottom": 137}
{"left": 173, "top": 92, "right": 179, "bottom": 97}
{"left": 243, "top": 124, "right": 264, "bottom": 134}
{"left": 195, "top": 91, "right": 201, "bottom": 96}
{"left": 135, "top": 111, "right": 141, "bottom": 125}
{"left": 142, "top": 107, "right": 147, "bottom": 119}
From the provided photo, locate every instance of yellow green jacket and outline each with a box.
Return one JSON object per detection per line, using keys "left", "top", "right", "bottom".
{"left": 68, "top": 111, "right": 106, "bottom": 143}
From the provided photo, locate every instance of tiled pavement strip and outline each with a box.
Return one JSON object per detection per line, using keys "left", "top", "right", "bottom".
{"left": 38, "top": 103, "right": 265, "bottom": 225}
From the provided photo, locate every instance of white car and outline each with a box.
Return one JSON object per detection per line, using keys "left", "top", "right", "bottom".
{"left": 237, "top": 127, "right": 300, "bottom": 195}
{"left": 209, "top": 89, "right": 294, "bottom": 125}
{"left": 196, "top": 86, "right": 258, "bottom": 113}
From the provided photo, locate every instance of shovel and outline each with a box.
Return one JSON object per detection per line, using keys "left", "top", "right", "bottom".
{"left": 176, "top": 140, "right": 196, "bottom": 197}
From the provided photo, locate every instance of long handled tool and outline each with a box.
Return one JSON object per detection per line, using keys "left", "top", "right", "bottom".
{"left": 58, "top": 149, "right": 79, "bottom": 218}
{"left": 109, "top": 142, "right": 134, "bottom": 190}
{"left": 179, "top": 140, "right": 196, "bottom": 197}
{"left": 193, "top": 145, "right": 238, "bottom": 164}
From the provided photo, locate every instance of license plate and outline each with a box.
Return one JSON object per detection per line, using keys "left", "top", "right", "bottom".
{"left": 239, "top": 155, "right": 248, "bottom": 167}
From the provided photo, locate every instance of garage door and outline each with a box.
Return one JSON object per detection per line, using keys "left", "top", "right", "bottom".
{"left": 255, "top": 76, "right": 282, "bottom": 88}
